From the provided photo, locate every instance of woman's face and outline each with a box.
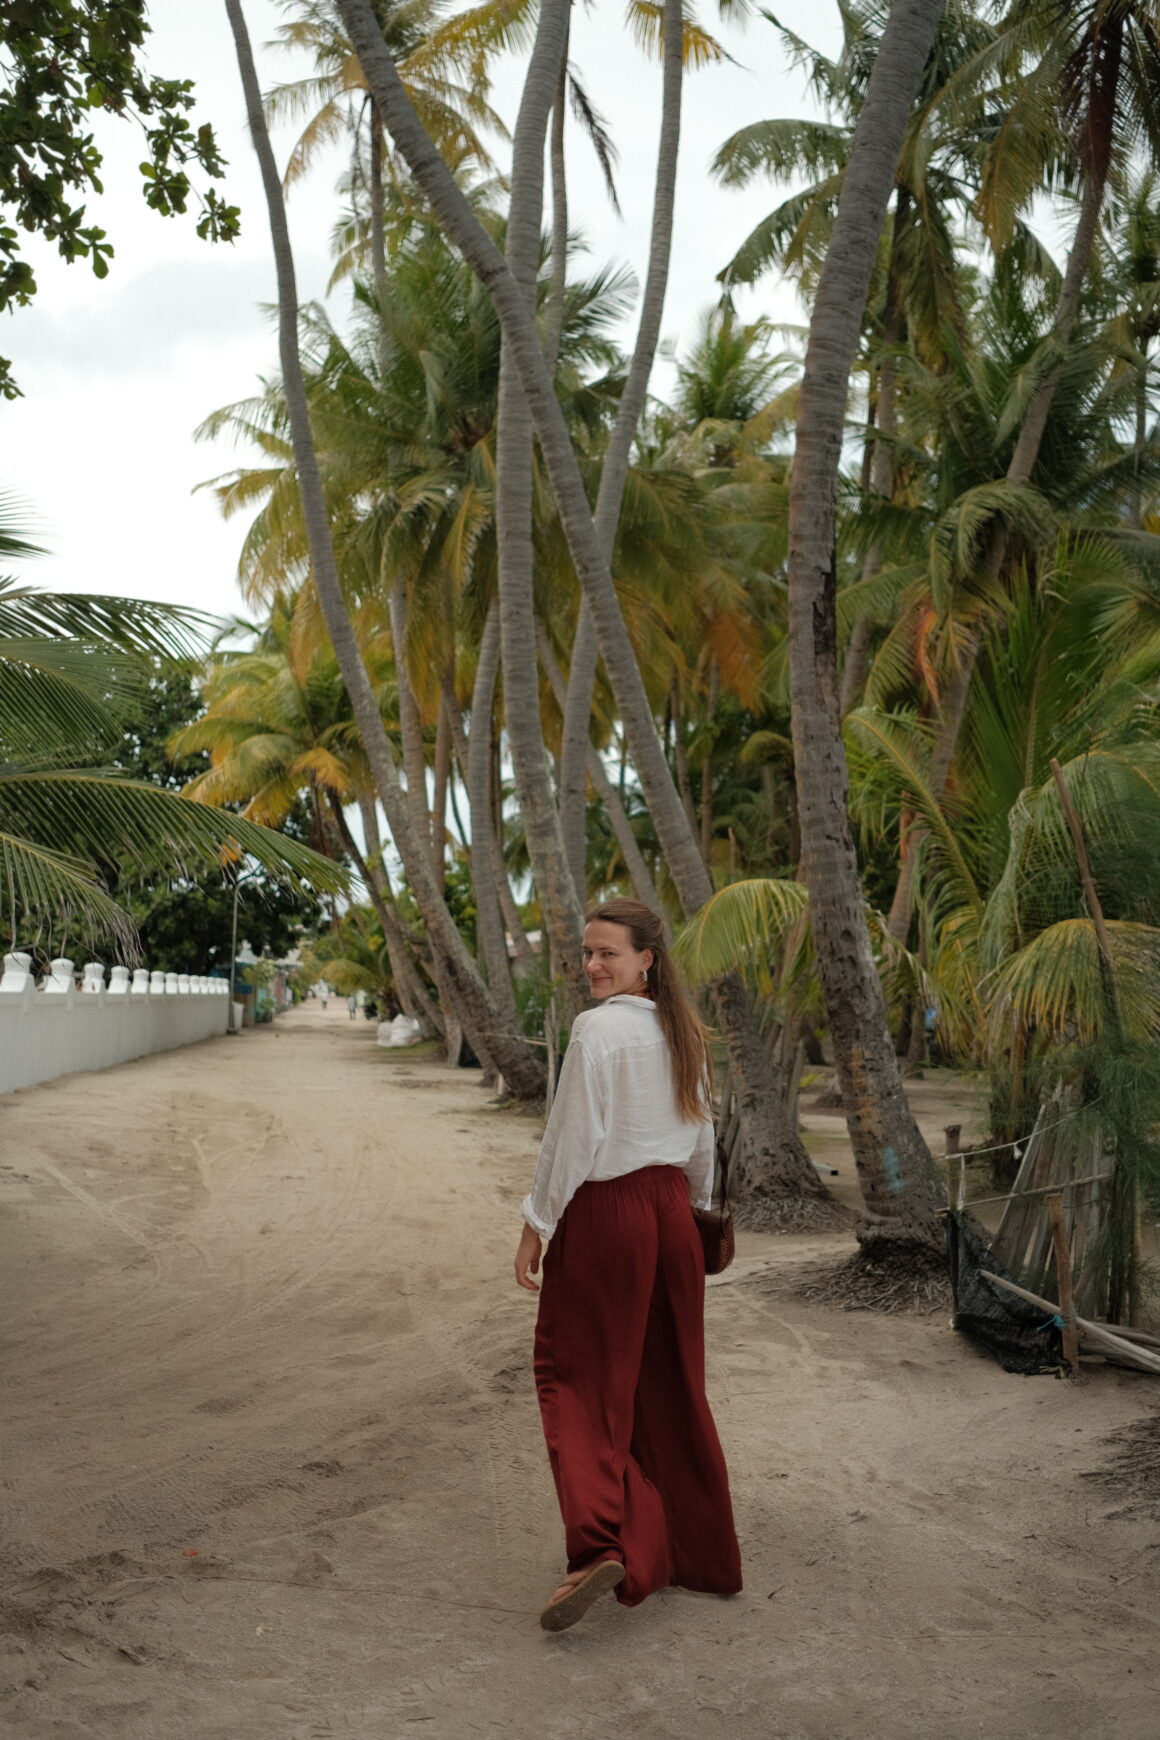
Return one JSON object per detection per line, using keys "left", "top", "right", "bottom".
{"left": 582, "top": 919, "right": 654, "bottom": 1000}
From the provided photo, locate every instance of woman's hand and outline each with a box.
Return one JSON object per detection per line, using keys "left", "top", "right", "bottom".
{"left": 515, "top": 1221, "right": 544, "bottom": 1292}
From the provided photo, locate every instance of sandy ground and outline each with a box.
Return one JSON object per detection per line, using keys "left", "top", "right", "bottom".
{"left": 2, "top": 1003, "right": 1159, "bottom": 1740}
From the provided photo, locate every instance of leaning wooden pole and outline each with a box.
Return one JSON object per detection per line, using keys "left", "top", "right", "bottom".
{"left": 1046, "top": 1191, "right": 1080, "bottom": 1382}
{"left": 980, "top": 1271, "right": 1160, "bottom": 1374}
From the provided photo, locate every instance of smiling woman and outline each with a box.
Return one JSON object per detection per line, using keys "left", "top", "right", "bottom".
{"left": 514, "top": 898, "right": 741, "bottom": 1632}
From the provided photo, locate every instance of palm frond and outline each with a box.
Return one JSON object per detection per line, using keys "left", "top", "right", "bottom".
{"left": 846, "top": 707, "right": 983, "bottom": 918}
{"left": 986, "top": 919, "right": 1160, "bottom": 1048}
{"left": 674, "top": 876, "right": 809, "bottom": 985}
{"left": 2, "top": 769, "right": 350, "bottom": 894}
{"left": 0, "top": 582, "right": 214, "bottom": 659}
{"left": 0, "top": 828, "right": 137, "bottom": 954}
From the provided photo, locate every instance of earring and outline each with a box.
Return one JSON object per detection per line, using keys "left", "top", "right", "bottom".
{"left": 640, "top": 969, "right": 648, "bottom": 982}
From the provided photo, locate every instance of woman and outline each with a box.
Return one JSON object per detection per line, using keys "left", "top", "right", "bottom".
{"left": 514, "top": 899, "right": 742, "bottom": 1632}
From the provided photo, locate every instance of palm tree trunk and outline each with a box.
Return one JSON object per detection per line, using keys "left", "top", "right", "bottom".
{"left": 450, "top": 606, "right": 521, "bottom": 1026}
{"left": 838, "top": 612, "right": 875, "bottom": 717}
{"left": 543, "top": 21, "right": 570, "bottom": 375}
{"left": 495, "top": 0, "right": 586, "bottom": 1014}
{"left": 335, "top": 0, "right": 830, "bottom": 1209}
{"left": 225, "top": 0, "right": 544, "bottom": 1100}
{"left": 538, "top": 626, "right": 664, "bottom": 916}
{"left": 558, "top": 0, "right": 684, "bottom": 901}
{"left": 558, "top": 601, "right": 596, "bottom": 902}
{"left": 441, "top": 626, "right": 533, "bottom": 963}
{"left": 841, "top": 195, "right": 906, "bottom": 717}
{"left": 671, "top": 674, "right": 699, "bottom": 842}
{"left": 388, "top": 583, "right": 431, "bottom": 849}
{"left": 786, "top": 0, "right": 948, "bottom": 1260}
{"left": 342, "top": 791, "right": 444, "bottom": 1037}
{"left": 432, "top": 678, "right": 451, "bottom": 891}
{"left": 334, "top": 0, "right": 713, "bottom": 917}
{"left": 699, "top": 658, "right": 718, "bottom": 868}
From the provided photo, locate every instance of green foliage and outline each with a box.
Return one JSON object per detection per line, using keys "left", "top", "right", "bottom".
{"left": 300, "top": 904, "right": 395, "bottom": 1011}
{"left": 123, "top": 875, "right": 319, "bottom": 976}
{"left": 0, "top": 498, "right": 345, "bottom": 958}
{"left": 674, "top": 877, "right": 808, "bottom": 991}
{"left": 107, "top": 667, "right": 323, "bottom": 972}
{"left": 0, "top": 0, "right": 240, "bottom": 397}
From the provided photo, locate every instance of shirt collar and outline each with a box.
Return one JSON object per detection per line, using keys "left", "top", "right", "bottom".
{"left": 603, "top": 994, "right": 656, "bottom": 1010}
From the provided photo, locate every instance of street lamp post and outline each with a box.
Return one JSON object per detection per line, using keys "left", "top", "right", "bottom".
{"left": 227, "top": 864, "right": 262, "bottom": 1031}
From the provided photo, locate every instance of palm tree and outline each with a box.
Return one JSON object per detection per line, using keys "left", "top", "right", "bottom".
{"left": 199, "top": 223, "right": 633, "bottom": 1025}
{"left": 1100, "top": 167, "right": 1160, "bottom": 530}
{"left": 0, "top": 499, "right": 347, "bottom": 956}
{"left": 492, "top": 0, "right": 725, "bottom": 1003}
{"left": 265, "top": 0, "right": 510, "bottom": 195}
{"left": 170, "top": 591, "right": 443, "bottom": 1031}
{"left": 712, "top": 1, "right": 1000, "bottom": 725}
{"left": 555, "top": 0, "right": 722, "bottom": 912}
{"left": 906, "top": 0, "right": 1160, "bottom": 843}
{"left": 225, "top": 0, "right": 547, "bottom": 1099}
{"left": 786, "top": 0, "right": 950, "bottom": 1265}
{"left": 335, "top": 0, "right": 842, "bottom": 1215}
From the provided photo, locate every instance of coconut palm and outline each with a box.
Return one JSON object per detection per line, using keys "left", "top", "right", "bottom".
{"left": 0, "top": 499, "right": 347, "bottom": 956}
{"left": 492, "top": 0, "right": 730, "bottom": 1008}
{"left": 850, "top": 242, "right": 1160, "bottom": 950}
{"left": 314, "top": 10, "right": 686, "bottom": 896}
{"left": 265, "top": 0, "right": 511, "bottom": 189}
{"left": 895, "top": 0, "right": 1160, "bottom": 857}
{"left": 226, "top": 0, "right": 549, "bottom": 1097}
{"left": 783, "top": 0, "right": 951, "bottom": 1264}
{"left": 169, "top": 591, "right": 443, "bottom": 1031}
{"left": 1100, "top": 166, "right": 1160, "bottom": 529}
{"left": 200, "top": 223, "right": 634, "bottom": 1029}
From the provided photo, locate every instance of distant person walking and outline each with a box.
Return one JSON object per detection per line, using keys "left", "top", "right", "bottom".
{"left": 319, "top": 983, "right": 329, "bottom": 1010}
{"left": 347, "top": 994, "right": 358, "bottom": 1020}
{"left": 514, "top": 899, "right": 741, "bottom": 1632}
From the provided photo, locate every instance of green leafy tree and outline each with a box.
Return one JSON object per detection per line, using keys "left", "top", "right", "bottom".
{"left": 0, "top": 0, "right": 240, "bottom": 397}
{"left": 108, "top": 666, "right": 323, "bottom": 973}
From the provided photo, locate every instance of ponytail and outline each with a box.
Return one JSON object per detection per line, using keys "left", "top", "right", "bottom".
{"left": 586, "top": 899, "right": 712, "bottom": 1122}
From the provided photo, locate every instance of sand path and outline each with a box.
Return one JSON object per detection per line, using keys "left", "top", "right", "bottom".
{"left": 2, "top": 1004, "right": 1158, "bottom": 1738}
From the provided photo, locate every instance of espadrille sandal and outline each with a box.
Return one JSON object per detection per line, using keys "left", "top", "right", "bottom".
{"left": 539, "top": 1559, "right": 624, "bottom": 1632}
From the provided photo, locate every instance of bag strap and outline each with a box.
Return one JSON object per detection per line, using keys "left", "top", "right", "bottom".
{"left": 714, "top": 1135, "right": 732, "bottom": 1212}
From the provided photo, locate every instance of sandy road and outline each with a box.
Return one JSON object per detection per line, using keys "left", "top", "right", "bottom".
{"left": 2, "top": 1003, "right": 1158, "bottom": 1739}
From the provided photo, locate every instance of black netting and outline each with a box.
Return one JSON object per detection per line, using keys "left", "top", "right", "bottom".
{"left": 946, "top": 1211, "right": 1069, "bottom": 1377}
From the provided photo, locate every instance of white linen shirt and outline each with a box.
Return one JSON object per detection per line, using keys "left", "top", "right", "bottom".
{"left": 520, "top": 994, "right": 715, "bottom": 1238}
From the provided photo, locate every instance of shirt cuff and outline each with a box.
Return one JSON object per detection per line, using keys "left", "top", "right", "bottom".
{"left": 521, "top": 1195, "right": 555, "bottom": 1239}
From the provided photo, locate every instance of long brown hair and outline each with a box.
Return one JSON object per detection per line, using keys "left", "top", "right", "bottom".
{"left": 586, "top": 899, "right": 712, "bottom": 1123}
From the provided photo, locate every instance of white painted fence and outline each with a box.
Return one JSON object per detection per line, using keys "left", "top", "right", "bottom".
{"left": 0, "top": 954, "right": 231, "bottom": 1096}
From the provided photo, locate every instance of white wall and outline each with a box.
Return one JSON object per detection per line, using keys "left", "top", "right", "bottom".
{"left": 0, "top": 956, "right": 230, "bottom": 1096}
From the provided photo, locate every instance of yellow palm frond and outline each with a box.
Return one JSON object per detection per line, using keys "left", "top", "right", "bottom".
{"left": 626, "top": 0, "right": 729, "bottom": 69}
{"left": 986, "top": 919, "right": 1160, "bottom": 1049}
{"left": 674, "top": 877, "right": 809, "bottom": 987}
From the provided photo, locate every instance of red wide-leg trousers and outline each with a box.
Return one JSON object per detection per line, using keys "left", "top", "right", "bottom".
{"left": 533, "top": 1164, "right": 742, "bottom": 1607}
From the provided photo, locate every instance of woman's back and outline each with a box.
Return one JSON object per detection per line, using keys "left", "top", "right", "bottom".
{"left": 569, "top": 996, "right": 705, "bottom": 1178}
{"left": 522, "top": 992, "right": 713, "bottom": 1240}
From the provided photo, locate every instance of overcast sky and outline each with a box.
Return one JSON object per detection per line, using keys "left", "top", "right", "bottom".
{"left": 4, "top": 0, "right": 841, "bottom": 620}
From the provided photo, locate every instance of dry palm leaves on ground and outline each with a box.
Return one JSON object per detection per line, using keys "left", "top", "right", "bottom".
{"left": 756, "top": 1250, "right": 952, "bottom": 1315}
{"left": 733, "top": 1194, "right": 853, "bottom": 1235}
{"left": 1081, "top": 1410, "right": 1160, "bottom": 1520}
